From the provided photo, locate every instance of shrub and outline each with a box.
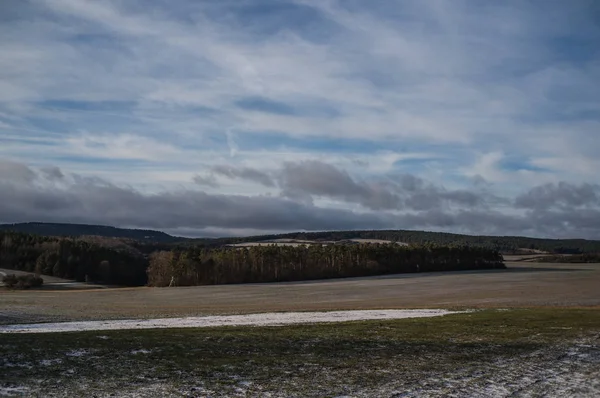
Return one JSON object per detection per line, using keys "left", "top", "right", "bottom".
{"left": 3, "top": 274, "right": 44, "bottom": 289}
{"left": 2, "top": 274, "right": 18, "bottom": 288}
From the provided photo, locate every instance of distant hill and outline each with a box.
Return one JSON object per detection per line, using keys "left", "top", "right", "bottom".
{"left": 0, "top": 222, "right": 181, "bottom": 243}
{"left": 198, "top": 230, "right": 600, "bottom": 254}
{"left": 2, "top": 222, "right": 600, "bottom": 254}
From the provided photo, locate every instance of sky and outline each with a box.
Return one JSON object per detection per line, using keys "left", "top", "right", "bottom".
{"left": 1, "top": 0, "right": 600, "bottom": 238}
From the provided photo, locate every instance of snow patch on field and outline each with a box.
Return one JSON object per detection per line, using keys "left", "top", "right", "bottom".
{"left": 0, "top": 309, "right": 460, "bottom": 334}
{"left": 349, "top": 238, "right": 408, "bottom": 245}
{"left": 130, "top": 349, "right": 152, "bottom": 355}
{"left": 0, "top": 385, "right": 29, "bottom": 396}
{"left": 378, "top": 339, "right": 600, "bottom": 397}
{"left": 39, "top": 358, "right": 62, "bottom": 366}
{"left": 65, "top": 349, "right": 90, "bottom": 357}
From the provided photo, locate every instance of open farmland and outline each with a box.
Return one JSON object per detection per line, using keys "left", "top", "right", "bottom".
{"left": 2, "top": 261, "right": 600, "bottom": 396}
{"left": 1, "top": 261, "right": 599, "bottom": 324}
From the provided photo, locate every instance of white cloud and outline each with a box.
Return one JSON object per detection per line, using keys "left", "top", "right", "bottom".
{"left": 64, "top": 133, "right": 181, "bottom": 161}
{"left": 1, "top": 0, "right": 599, "bottom": 236}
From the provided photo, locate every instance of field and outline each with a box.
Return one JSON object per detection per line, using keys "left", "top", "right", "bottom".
{"left": 1, "top": 261, "right": 600, "bottom": 396}
{"left": 2, "top": 309, "right": 600, "bottom": 397}
{"left": 1, "top": 261, "right": 599, "bottom": 324}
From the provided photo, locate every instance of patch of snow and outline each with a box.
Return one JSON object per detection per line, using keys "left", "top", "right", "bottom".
{"left": 0, "top": 385, "right": 29, "bottom": 396}
{"left": 6, "top": 337, "right": 598, "bottom": 397}
{"left": 0, "top": 309, "right": 463, "bottom": 334}
{"left": 65, "top": 349, "right": 89, "bottom": 357}
{"left": 372, "top": 337, "right": 600, "bottom": 397}
{"left": 39, "top": 358, "right": 62, "bottom": 366}
{"left": 130, "top": 349, "right": 152, "bottom": 355}
{"left": 349, "top": 239, "right": 408, "bottom": 245}
{"left": 2, "top": 361, "right": 32, "bottom": 369}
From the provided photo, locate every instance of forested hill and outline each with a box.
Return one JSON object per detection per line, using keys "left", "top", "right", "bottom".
{"left": 2, "top": 225, "right": 600, "bottom": 287}
{"left": 2, "top": 222, "right": 600, "bottom": 254}
{"left": 0, "top": 222, "right": 179, "bottom": 243}
{"left": 205, "top": 230, "right": 600, "bottom": 254}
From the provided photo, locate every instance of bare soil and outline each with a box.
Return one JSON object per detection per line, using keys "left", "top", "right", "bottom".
{"left": 1, "top": 262, "right": 599, "bottom": 325}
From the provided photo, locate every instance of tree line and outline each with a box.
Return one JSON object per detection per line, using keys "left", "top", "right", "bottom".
{"left": 147, "top": 244, "right": 505, "bottom": 287}
{"left": 0, "top": 232, "right": 147, "bottom": 285}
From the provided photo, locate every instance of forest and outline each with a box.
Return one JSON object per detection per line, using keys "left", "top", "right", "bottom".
{"left": 0, "top": 231, "right": 148, "bottom": 286}
{"left": 1, "top": 230, "right": 504, "bottom": 287}
{"left": 146, "top": 244, "right": 505, "bottom": 287}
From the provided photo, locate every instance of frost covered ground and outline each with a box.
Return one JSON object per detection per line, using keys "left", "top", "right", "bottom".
{"left": 5, "top": 342, "right": 597, "bottom": 397}
{"left": 1, "top": 309, "right": 599, "bottom": 397}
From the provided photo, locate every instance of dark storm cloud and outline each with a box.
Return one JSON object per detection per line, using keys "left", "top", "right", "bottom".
{"left": 0, "top": 159, "right": 37, "bottom": 183}
{"left": 211, "top": 165, "right": 275, "bottom": 187}
{"left": 0, "top": 161, "right": 392, "bottom": 231}
{"left": 204, "top": 162, "right": 504, "bottom": 212}
{"left": 192, "top": 174, "right": 219, "bottom": 188}
{"left": 40, "top": 166, "right": 64, "bottom": 180}
{"left": 515, "top": 182, "right": 600, "bottom": 209}
{"left": 442, "top": 190, "right": 483, "bottom": 207}
{"left": 279, "top": 160, "right": 401, "bottom": 210}
{"left": 2, "top": 159, "right": 600, "bottom": 238}
{"left": 396, "top": 209, "right": 531, "bottom": 235}
{"left": 389, "top": 174, "right": 489, "bottom": 210}
{"left": 279, "top": 163, "right": 490, "bottom": 211}
{"left": 395, "top": 174, "right": 424, "bottom": 192}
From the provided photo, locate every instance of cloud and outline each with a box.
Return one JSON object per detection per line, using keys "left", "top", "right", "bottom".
{"left": 191, "top": 161, "right": 493, "bottom": 212}
{"left": 0, "top": 160, "right": 394, "bottom": 231}
{"left": 0, "top": 159, "right": 37, "bottom": 183}
{"left": 0, "top": 1, "right": 599, "bottom": 238}
{"left": 64, "top": 134, "right": 181, "bottom": 161}
{"left": 3, "top": 0, "right": 597, "bottom": 147}
{"left": 192, "top": 174, "right": 219, "bottom": 188}
{"left": 1, "top": 159, "right": 599, "bottom": 239}
{"left": 279, "top": 160, "right": 401, "bottom": 210}
{"left": 515, "top": 182, "right": 600, "bottom": 210}
{"left": 211, "top": 165, "right": 275, "bottom": 187}
{"left": 40, "top": 166, "right": 64, "bottom": 180}
{"left": 388, "top": 173, "right": 497, "bottom": 211}
{"left": 235, "top": 96, "right": 296, "bottom": 115}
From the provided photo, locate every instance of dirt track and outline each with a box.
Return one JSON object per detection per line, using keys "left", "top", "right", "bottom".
{"left": 1, "top": 262, "right": 599, "bottom": 324}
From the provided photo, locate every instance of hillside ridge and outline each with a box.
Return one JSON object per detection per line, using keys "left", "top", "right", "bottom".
{"left": 2, "top": 222, "right": 600, "bottom": 253}
{"left": 0, "top": 222, "right": 179, "bottom": 243}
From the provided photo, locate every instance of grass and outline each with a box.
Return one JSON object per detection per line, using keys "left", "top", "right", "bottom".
{"left": 2, "top": 309, "right": 600, "bottom": 397}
